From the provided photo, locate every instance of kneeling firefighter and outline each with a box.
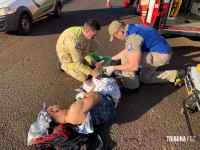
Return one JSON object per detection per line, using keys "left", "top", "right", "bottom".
{"left": 56, "top": 19, "right": 101, "bottom": 82}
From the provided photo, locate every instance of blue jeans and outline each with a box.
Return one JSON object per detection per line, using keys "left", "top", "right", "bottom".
{"left": 90, "top": 95, "right": 116, "bottom": 125}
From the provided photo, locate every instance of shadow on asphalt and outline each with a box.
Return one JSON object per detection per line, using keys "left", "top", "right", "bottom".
{"left": 86, "top": 46, "right": 200, "bottom": 149}
{"left": 163, "top": 34, "right": 200, "bottom": 42}
{"left": 102, "top": 46, "right": 199, "bottom": 149}
{"left": 115, "top": 46, "right": 200, "bottom": 124}
{"left": 87, "top": 122, "right": 117, "bottom": 150}
{"left": 168, "top": 46, "right": 200, "bottom": 70}
{"left": 28, "top": 7, "right": 137, "bottom": 36}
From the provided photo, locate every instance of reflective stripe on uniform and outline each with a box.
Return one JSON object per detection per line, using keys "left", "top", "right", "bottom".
{"left": 81, "top": 66, "right": 91, "bottom": 75}
{"left": 69, "top": 27, "right": 82, "bottom": 39}
{"left": 67, "top": 63, "right": 75, "bottom": 70}
{"left": 67, "top": 62, "right": 91, "bottom": 75}
{"left": 85, "top": 55, "right": 95, "bottom": 65}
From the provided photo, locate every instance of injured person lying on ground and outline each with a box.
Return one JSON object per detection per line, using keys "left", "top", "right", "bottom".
{"left": 48, "top": 62, "right": 121, "bottom": 134}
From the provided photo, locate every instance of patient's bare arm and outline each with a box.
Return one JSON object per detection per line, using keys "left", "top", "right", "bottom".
{"left": 47, "top": 92, "right": 102, "bottom": 124}
{"left": 90, "top": 60, "right": 103, "bottom": 78}
{"left": 70, "top": 92, "right": 102, "bottom": 114}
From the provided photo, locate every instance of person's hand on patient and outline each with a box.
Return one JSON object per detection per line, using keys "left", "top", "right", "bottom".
{"left": 90, "top": 60, "right": 104, "bottom": 78}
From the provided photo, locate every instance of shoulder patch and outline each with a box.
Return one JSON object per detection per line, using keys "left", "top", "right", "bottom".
{"left": 127, "top": 43, "right": 132, "bottom": 51}
{"left": 75, "top": 42, "right": 81, "bottom": 50}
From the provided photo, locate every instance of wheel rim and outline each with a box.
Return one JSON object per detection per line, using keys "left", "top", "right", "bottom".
{"left": 22, "top": 19, "right": 30, "bottom": 32}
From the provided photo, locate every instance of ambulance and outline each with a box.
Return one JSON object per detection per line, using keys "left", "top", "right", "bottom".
{"left": 0, "top": 0, "right": 63, "bottom": 35}
{"left": 139, "top": 0, "right": 200, "bottom": 37}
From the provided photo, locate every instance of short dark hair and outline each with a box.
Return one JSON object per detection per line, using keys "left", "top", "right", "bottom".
{"left": 84, "top": 19, "right": 101, "bottom": 31}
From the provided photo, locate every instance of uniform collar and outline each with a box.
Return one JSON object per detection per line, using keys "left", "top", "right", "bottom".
{"left": 125, "top": 24, "right": 129, "bottom": 32}
{"left": 125, "top": 24, "right": 129, "bottom": 39}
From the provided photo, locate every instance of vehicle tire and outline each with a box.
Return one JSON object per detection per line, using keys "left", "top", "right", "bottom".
{"left": 124, "top": 0, "right": 135, "bottom": 8}
{"left": 54, "top": 4, "right": 61, "bottom": 18}
{"left": 135, "top": 4, "right": 141, "bottom": 15}
{"left": 18, "top": 14, "right": 31, "bottom": 35}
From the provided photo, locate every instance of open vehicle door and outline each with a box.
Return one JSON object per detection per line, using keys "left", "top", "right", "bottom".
{"left": 139, "top": 0, "right": 200, "bottom": 37}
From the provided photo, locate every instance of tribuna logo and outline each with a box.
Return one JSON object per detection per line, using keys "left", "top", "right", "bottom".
{"left": 166, "top": 136, "right": 196, "bottom": 142}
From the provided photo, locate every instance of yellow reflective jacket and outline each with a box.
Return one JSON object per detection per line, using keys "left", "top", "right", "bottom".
{"left": 56, "top": 26, "right": 95, "bottom": 75}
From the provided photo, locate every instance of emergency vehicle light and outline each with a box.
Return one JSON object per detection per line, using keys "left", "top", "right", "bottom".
{"left": 160, "top": 23, "right": 165, "bottom": 27}
{"left": 162, "top": 4, "right": 169, "bottom": 10}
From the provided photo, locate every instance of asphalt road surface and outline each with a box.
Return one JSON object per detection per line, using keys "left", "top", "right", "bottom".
{"left": 0, "top": 0, "right": 200, "bottom": 149}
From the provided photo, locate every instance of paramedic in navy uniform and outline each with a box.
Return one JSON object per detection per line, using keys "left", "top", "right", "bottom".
{"left": 103, "top": 20, "right": 185, "bottom": 93}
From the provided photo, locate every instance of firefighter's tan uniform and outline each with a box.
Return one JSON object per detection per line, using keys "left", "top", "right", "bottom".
{"left": 56, "top": 26, "right": 99, "bottom": 82}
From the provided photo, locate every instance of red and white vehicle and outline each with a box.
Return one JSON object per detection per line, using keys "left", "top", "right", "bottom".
{"left": 139, "top": 0, "right": 200, "bottom": 37}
